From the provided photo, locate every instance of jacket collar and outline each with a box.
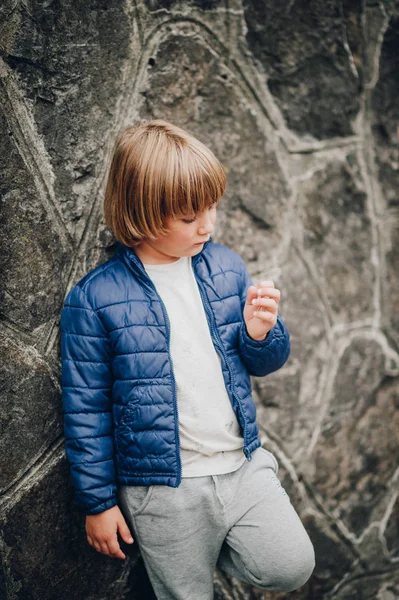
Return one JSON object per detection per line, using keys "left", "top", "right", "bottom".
{"left": 115, "top": 237, "right": 212, "bottom": 278}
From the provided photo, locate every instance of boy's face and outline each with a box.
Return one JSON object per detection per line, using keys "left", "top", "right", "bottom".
{"left": 135, "top": 202, "right": 217, "bottom": 264}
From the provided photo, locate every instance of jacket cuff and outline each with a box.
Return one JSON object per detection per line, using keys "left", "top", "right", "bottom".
{"left": 239, "top": 320, "right": 278, "bottom": 350}
{"left": 83, "top": 496, "right": 118, "bottom": 516}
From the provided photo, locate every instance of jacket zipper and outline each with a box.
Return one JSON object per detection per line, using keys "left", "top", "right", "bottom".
{"left": 192, "top": 269, "right": 252, "bottom": 462}
{"left": 135, "top": 275, "right": 183, "bottom": 486}
{"left": 158, "top": 295, "right": 182, "bottom": 484}
{"left": 120, "top": 241, "right": 251, "bottom": 486}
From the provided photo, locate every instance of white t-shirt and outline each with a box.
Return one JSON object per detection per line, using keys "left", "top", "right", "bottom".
{"left": 143, "top": 255, "right": 246, "bottom": 477}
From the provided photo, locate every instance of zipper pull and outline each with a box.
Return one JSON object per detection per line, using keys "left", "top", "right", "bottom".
{"left": 244, "top": 447, "right": 252, "bottom": 462}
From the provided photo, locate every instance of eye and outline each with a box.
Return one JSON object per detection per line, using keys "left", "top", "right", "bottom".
{"left": 181, "top": 201, "right": 217, "bottom": 223}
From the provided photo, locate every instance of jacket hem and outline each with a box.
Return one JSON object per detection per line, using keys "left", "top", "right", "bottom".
{"left": 116, "top": 474, "right": 180, "bottom": 487}
{"left": 245, "top": 438, "right": 262, "bottom": 455}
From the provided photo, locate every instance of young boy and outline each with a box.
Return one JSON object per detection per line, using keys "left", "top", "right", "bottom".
{"left": 60, "top": 119, "right": 315, "bottom": 599}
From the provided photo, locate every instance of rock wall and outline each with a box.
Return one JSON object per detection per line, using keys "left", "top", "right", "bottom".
{"left": 1, "top": 1, "right": 398, "bottom": 598}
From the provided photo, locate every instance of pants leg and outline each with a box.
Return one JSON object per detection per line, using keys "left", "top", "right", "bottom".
{"left": 216, "top": 447, "right": 316, "bottom": 592}
{"left": 118, "top": 447, "right": 315, "bottom": 599}
{"left": 118, "top": 477, "right": 228, "bottom": 600}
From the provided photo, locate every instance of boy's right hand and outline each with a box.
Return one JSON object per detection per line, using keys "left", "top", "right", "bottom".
{"left": 86, "top": 505, "right": 134, "bottom": 559}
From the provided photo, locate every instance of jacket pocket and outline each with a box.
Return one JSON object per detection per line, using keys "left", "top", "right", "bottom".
{"left": 115, "top": 387, "right": 147, "bottom": 452}
{"left": 115, "top": 404, "right": 138, "bottom": 456}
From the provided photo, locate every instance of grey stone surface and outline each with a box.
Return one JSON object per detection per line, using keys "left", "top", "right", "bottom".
{"left": 242, "top": 0, "right": 363, "bottom": 140}
{"left": 296, "top": 152, "right": 375, "bottom": 324}
{"left": 309, "top": 339, "right": 398, "bottom": 537}
{"left": 2, "top": 0, "right": 133, "bottom": 241}
{"left": 0, "top": 332, "right": 62, "bottom": 493}
{"left": 381, "top": 217, "right": 399, "bottom": 350}
{"left": 371, "top": 13, "right": 399, "bottom": 209}
{"left": 1, "top": 0, "right": 398, "bottom": 599}
{"left": 0, "top": 114, "right": 71, "bottom": 333}
{"left": 0, "top": 455, "right": 155, "bottom": 600}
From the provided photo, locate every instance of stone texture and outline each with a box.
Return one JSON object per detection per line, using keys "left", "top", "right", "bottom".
{"left": 242, "top": 0, "right": 364, "bottom": 140}
{"left": 308, "top": 339, "right": 399, "bottom": 539}
{"left": 0, "top": 332, "right": 62, "bottom": 493}
{"left": 1, "top": 0, "right": 133, "bottom": 241}
{"left": 0, "top": 113, "right": 71, "bottom": 334}
{"left": 1, "top": 0, "right": 399, "bottom": 599}
{"left": 384, "top": 495, "right": 399, "bottom": 558}
{"left": 371, "top": 13, "right": 399, "bottom": 209}
{"left": 144, "top": 0, "right": 224, "bottom": 10}
{"left": 381, "top": 216, "right": 399, "bottom": 349}
{"left": 296, "top": 152, "right": 375, "bottom": 324}
{"left": 297, "top": 514, "right": 355, "bottom": 598}
{"left": 333, "top": 574, "right": 399, "bottom": 600}
{"left": 0, "top": 456, "right": 155, "bottom": 600}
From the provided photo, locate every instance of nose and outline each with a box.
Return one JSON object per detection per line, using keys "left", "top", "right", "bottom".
{"left": 197, "top": 212, "right": 214, "bottom": 236}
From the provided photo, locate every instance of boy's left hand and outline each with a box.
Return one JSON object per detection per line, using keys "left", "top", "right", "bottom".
{"left": 243, "top": 281, "right": 280, "bottom": 342}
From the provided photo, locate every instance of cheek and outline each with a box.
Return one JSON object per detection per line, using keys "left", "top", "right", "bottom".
{"left": 185, "top": 227, "right": 197, "bottom": 242}
{"left": 173, "top": 227, "right": 194, "bottom": 245}
{"left": 207, "top": 212, "right": 217, "bottom": 231}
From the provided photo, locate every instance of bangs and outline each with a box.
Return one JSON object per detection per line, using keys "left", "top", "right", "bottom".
{"left": 150, "top": 137, "right": 226, "bottom": 221}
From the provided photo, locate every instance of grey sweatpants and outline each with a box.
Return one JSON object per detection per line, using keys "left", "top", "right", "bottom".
{"left": 118, "top": 447, "right": 315, "bottom": 600}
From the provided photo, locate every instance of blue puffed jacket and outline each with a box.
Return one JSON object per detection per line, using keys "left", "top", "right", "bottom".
{"left": 60, "top": 239, "right": 291, "bottom": 515}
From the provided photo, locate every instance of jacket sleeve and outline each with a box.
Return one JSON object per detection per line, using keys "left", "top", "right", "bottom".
{"left": 60, "top": 283, "right": 118, "bottom": 515}
{"left": 237, "top": 260, "right": 291, "bottom": 377}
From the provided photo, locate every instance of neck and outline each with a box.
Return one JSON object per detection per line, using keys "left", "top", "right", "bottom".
{"left": 133, "top": 241, "right": 181, "bottom": 265}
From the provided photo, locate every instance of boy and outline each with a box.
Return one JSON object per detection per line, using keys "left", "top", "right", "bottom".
{"left": 61, "top": 119, "right": 315, "bottom": 599}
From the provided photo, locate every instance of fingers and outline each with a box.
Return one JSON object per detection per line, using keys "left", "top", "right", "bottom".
{"left": 117, "top": 516, "right": 134, "bottom": 545}
{"left": 247, "top": 281, "right": 280, "bottom": 300}
{"left": 87, "top": 533, "right": 101, "bottom": 553}
{"left": 251, "top": 297, "right": 278, "bottom": 311}
{"left": 255, "top": 281, "right": 280, "bottom": 303}
{"left": 106, "top": 534, "right": 127, "bottom": 560}
{"left": 85, "top": 506, "right": 133, "bottom": 560}
{"left": 87, "top": 534, "right": 98, "bottom": 552}
{"left": 251, "top": 281, "right": 279, "bottom": 326}
{"left": 253, "top": 309, "right": 277, "bottom": 325}
{"left": 87, "top": 532, "right": 128, "bottom": 560}
{"left": 257, "top": 280, "right": 275, "bottom": 289}
{"left": 246, "top": 285, "right": 259, "bottom": 304}
{"left": 252, "top": 280, "right": 279, "bottom": 314}
{"left": 88, "top": 536, "right": 101, "bottom": 553}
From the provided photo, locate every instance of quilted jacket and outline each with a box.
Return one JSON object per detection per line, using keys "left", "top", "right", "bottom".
{"left": 60, "top": 239, "right": 291, "bottom": 515}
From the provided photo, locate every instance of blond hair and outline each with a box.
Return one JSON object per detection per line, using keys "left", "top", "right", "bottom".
{"left": 103, "top": 119, "right": 227, "bottom": 247}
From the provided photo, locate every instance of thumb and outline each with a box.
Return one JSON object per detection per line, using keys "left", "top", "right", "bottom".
{"left": 117, "top": 516, "right": 134, "bottom": 544}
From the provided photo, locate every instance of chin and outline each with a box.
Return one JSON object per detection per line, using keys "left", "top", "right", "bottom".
{"left": 191, "top": 246, "right": 204, "bottom": 254}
